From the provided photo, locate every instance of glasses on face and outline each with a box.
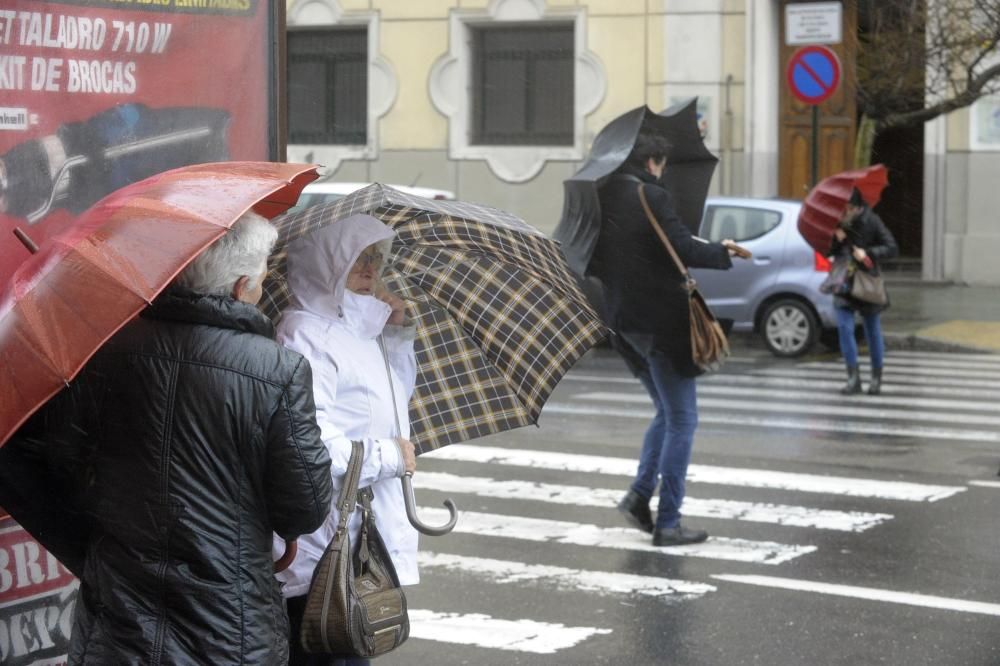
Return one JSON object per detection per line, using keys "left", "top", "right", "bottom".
{"left": 352, "top": 250, "right": 384, "bottom": 271}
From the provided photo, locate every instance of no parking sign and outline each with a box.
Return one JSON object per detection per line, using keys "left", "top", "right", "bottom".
{"left": 786, "top": 45, "right": 841, "bottom": 105}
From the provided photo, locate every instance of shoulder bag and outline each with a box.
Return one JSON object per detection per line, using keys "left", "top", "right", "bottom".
{"left": 637, "top": 185, "right": 730, "bottom": 373}
{"left": 299, "top": 438, "right": 409, "bottom": 657}
{"left": 850, "top": 265, "right": 887, "bottom": 305}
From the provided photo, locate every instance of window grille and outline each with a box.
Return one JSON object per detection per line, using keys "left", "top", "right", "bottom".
{"left": 288, "top": 27, "right": 368, "bottom": 145}
{"left": 471, "top": 24, "right": 574, "bottom": 146}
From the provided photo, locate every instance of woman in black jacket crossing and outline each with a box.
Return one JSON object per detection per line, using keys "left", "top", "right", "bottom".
{"left": 830, "top": 190, "right": 899, "bottom": 395}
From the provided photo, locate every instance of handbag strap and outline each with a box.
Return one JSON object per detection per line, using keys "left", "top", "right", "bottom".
{"left": 335, "top": 440, "right": 365, "bottom": 533}
{"left": 636, "top": 184, "right": 694, "bottom": 288}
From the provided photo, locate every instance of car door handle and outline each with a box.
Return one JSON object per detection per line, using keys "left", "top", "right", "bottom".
{"left": 752, "top": 256, "right": 772, "bottom": 265}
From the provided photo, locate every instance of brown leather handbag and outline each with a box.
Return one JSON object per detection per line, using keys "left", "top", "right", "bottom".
{"left": 300, "top": 440, "right": 409, "bottom": 657}
{"left": 637, "top": 185, "right": 730, "bottom": 373}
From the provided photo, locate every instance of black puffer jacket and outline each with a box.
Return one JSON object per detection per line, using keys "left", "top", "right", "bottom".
{"left": 591, "top": 166, "right": 732, "bottom": 377}
{"left": 829, "top": 206, "right": 899, "bottom": 315}
{"left": 2, "top": 289, "right": 333, "bottom": 665}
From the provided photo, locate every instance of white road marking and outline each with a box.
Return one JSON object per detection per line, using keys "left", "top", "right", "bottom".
{"left": 751, "top": 367, "right": 1000, "bottom": 390}
{"left": 408, "top": 609, "right": 612, "bottom": 653}
{"left": 543, "top": 402, "right": 1000, "bottom": 444}
{"left": 425, "top": 445, "right": 965, "bottom": 502}
{"left": 888, "top": 350, "right": 1000, "bottom": 363}
{"left": 566, "top": 372, "right": 999, "bottom": 402}
{"left": 798, "top": 360, "right": 1000, "bottom": 380}
{"left": 575, "top": 391, "right": 1000, "bottom": 428}
{"left": 415, "top": 471, "right": 892, "bottom": 532}
{"left": 418, "top": 507, "right": 815, "bottom": 564}
{"left": 417, "top": 552, "right": 716, "bottom": 599}
{"left": 712, "top": 574, "right": 1000, "bottom": 617}
{"left": 968, "top": 480, "right": 1000, "bottom": 489}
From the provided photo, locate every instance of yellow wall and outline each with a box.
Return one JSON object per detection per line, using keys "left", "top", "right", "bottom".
{"left": 380, "top": 19, "right": 449, "bottom": 149}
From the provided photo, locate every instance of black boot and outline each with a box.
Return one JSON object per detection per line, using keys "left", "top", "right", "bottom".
{"left": 840, "top": 366, "right": 862, "bottom": 395}
{"left": 653, "top": 524, "right": 709, "bottom": 547}
{"left": 867, "top": 367, "right": 883, "bottom": 395}
{"left": 617, "top": 490, "right": 653, "bottom": 533}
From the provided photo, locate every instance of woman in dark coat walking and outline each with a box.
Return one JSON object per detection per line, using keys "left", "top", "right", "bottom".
{"left": 591, "top": 132, "right": 739, "bottom": 547}
{"left": 830, "top": 190, "right": 899, "bottom": 395}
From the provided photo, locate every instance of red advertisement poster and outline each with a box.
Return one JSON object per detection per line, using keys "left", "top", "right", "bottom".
{"left": 0, "top": 0, "right": 277, "bottom": 285}
{"left": 0, "top": 515, "right": 78, "bottom": 665}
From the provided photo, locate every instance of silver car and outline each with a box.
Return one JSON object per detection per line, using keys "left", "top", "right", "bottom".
{"left": 690, "top": 197, "right": 837, "bottom": 357}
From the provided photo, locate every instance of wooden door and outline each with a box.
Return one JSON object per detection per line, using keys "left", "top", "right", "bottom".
{"left": 778, "top": 1, "right": 857, "bottom": 200}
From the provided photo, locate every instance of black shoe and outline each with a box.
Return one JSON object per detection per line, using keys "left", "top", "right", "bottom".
{"left": 652, "top": 525, "right": 709, "bottom": 547}
{"left": 617, "top": 490, "right": 653, "bottom": 533}
{"left": 841, "top": 366, "right": 862, "bottom": 395}
{"left": 867, "top": 367, "right": 883, "bottom": 395}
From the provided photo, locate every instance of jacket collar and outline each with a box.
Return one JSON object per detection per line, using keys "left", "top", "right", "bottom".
{"left": 339, "top": 290, "right": 391, "bottom": 340}
{"left": 144, "top": 287, "right": 275, "bottom": 338}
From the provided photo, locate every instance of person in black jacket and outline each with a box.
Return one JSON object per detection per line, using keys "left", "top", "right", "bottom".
{"left": 830, "top": 189, "right": 899, "bottom": 395}
{"left": 0, "top": 212, "right": 334, "bottom": 665}
{"left": 591, "top": 132, "right": 739, "bottom": 547}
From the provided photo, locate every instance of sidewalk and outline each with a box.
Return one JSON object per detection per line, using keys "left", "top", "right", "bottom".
{"left": 880, "top": 280, "right": 1000, "bottom": 354}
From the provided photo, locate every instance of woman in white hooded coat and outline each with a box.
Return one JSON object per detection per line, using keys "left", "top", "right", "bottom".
{"left": 274, "top": 213, "right": 419, "bottom": 666}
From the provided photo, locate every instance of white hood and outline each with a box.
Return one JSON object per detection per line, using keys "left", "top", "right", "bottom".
{"left": 285, "top": 213, "right": 395, "bottom": 321}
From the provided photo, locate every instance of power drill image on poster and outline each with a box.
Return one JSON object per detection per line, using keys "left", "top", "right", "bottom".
{"left": 0, "top": 103, "right": 231, "bottom": 224}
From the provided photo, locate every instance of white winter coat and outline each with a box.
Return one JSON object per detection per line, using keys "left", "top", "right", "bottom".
{"left": 273, "top": 214, "right": 420, "bottom": 596}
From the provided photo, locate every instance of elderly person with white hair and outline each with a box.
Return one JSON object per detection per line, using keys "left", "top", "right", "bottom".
{"left": 0, "top": 211, "right": 334, "bottom": 665}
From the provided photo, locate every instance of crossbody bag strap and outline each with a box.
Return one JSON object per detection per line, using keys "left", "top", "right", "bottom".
{"left": 637, "top": 184, "right": 693, "bottom": 284}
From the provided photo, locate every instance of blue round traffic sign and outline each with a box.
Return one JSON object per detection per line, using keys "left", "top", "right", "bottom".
{"left": 786, "top": 46, "right": 841, "bottom": 105}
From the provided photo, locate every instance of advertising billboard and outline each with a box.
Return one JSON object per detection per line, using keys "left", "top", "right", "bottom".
{"left": 0, "top": 0, "right": 280, "bottom": 285}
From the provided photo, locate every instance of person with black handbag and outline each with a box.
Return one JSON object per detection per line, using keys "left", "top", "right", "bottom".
{"left": 830, "top": 189, "right": 899, "bottom": 395}
{"left": 591, "top": 131, "right": 742, "bottom": 547}
{"left": 275, "top": 214, "right": 420, "bottom": 665}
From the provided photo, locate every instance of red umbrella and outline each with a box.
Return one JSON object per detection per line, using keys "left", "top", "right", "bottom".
{"left": 797, "top": 164, "right": 889, "bottom": 254}
{"left": 0, "top": 161, "right": 318, "bottom": 448}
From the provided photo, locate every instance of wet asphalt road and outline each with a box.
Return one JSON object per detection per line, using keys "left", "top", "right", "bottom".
{"left": 379, "top": 341, "right": 1000, "bottom": 666}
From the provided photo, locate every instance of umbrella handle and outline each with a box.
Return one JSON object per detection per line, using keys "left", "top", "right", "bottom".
{"left": 274, "top": 539, "right": 298, "bottom": 573}
{"left": 402, "top": 472, "right": 457, "bottom": 536}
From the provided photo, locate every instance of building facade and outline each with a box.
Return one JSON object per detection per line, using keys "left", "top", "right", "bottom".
{"left": 285, "top": 0, "right": 1000, "bottom": 286}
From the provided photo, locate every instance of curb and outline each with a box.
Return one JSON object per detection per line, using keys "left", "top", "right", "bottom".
{"left": 882, "top": 332, "right": 999, "bottom": 355}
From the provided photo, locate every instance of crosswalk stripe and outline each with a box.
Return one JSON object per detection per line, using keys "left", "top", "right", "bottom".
{"left": 575, "top": 391, "right": 1000, "bottom": 428}
{"left": 697, "top": 384, "right": 996, "bottom": 413}
{"left": 968, "top": 480, "right": 1000, "bottom": 489}
{"left": 418, "top": 507, "right": 816, "bottom": 564}
{"left": 829, "top": 356, "right": 1000, "bottom": 371}
{"left": 417, "top": 552, "right": 716, "bottom": 598}
{"left": 799, "top": 360, "right": 1000, "bottom": 380}
{"left": 544, "top": 401, "right": 1000, "bottom": 444}
{"left": 885, "top": 350, "right": 1000, "bottom": 363}
{"left": 408, "top": 609, "right": 612, "bottom": 653}
{"left": 751, "top": 367, "right": 1000, "bottom": 390}
{"left": 566, "top": 373, "right": 999, "bottom": 401}
{"left": 415, "top": 471, "right": 893, "bottom": 532}
{"left": 425, "top": 445, "right": 965, "bottom": 501}
{"left": 712, "top": 575, "right": 1000, "bottom": 617}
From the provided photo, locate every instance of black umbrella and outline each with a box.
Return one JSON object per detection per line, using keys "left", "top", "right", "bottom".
{"left": 553, "top": 98, "right": 719, "bottom": 276}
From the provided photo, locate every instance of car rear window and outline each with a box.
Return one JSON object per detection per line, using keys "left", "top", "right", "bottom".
{"left": 701, "top": 206, "right": 781, "bottom": 243}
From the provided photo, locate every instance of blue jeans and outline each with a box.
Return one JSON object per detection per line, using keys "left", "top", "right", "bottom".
{"left": 628, "top": 350, "right": 698, "bottom": 530}
{"left": 835, "top": 306, "right": 885, "bottom": 368}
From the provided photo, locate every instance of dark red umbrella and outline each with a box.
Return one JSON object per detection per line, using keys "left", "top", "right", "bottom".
{"left": 798, "top": 164, "right": 889, "bottom": 254}
{"left": 0, "top": 161, "right": 318, "bottom": 448}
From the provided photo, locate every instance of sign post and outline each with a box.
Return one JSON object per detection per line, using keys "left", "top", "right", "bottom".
{"left": 786, "top": 45, "right": 842, "bottom": 188}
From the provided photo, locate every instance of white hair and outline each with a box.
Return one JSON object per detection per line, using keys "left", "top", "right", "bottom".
{"left": 175, "top": 211, "right": 277, "bottom": 296}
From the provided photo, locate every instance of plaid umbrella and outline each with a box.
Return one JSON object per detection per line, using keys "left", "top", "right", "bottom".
{"left": 261, "top": 183, "right": 607, "bottom": 455}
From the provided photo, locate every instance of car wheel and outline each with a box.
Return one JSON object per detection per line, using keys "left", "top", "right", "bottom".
{"left": 760, "top": 298, "right": 819, "bottom": 357}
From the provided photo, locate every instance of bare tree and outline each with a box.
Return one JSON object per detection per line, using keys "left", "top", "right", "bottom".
{"left": 852, "top": 0, "right": 1000, "bottom": 166}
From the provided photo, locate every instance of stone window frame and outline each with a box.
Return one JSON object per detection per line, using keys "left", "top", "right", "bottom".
{"left": 429, "top": 0, "right": 606, "bottom": 183}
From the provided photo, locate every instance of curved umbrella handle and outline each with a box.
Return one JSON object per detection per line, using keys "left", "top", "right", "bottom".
{"left": 273, "top": 539, "right": 298, "bottom": 573}
{"left": 402, "top": 472, "right": 457, "bottom": 536}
